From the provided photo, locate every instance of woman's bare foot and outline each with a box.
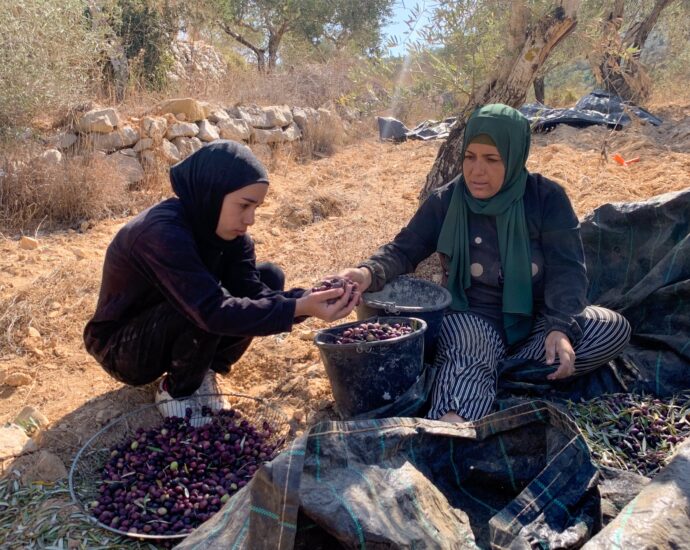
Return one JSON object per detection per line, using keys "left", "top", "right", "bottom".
{"left": 439, "top": 411, "right": 466, "bottom": 423}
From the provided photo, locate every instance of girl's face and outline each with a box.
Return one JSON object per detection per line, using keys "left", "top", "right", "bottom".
{"left": 215, "top": 183, "right": 268, "bottom": 240}
{"left": 462, "top": 142, "right": 506, "bottom": 199}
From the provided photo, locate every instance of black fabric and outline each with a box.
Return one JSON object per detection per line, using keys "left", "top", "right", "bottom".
{"left": 520, "top": 91, "right": 662, "bottom": 132}
{"left": 170, "top": 140, "right": 269, "bottom": 247}
{"left": 84, "top": 141, "right": 305, "bottom": 375}
{"left": 174, "top": 401, "right": 601, "bottom": 550}
{"left": 497, "top": 188, "right": 690, "bottom": 401}
{"left": 360, "top": 173, "right": 588, "bottom": 345}
{"left": 95, "top": 263, "right": 284, "bottom": 398}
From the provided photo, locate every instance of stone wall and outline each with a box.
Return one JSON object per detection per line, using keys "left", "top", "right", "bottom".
{"left": 43, "top": 98, "right": 347, "bottom": 187}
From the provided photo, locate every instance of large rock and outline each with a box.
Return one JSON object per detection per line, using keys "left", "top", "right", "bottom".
{"left": 160, "top": 139, "right": 181, "bottom": 164}
{"left": 217, "top": 118, "right": 251, "bottom": 141}
{"left": 166, "top": 122, "right": 199, "bottom": 140}
{"left": 283, "top": 122, "right": 302, "bottom": 142}
{"left": 264, "top": 105, "right": 293, "bottom": 127}
{"left": 173, "top": 136, "right": 203, "bottom": 158}
{"left": 253, "top": 127, "right": 285, "bottom": 144}
{"left": 0, "top": 424, "right": 37, "bottom": 459}
{"left": 91, "top": 126, "right": 140, "bottom": 153}
{"left": 292, "top": 107, "right": 320, "bottom": 133}
{"left": 207, "top": 109, "right": 231, "bottom": 124}
{"left": 105, "top": 152, "right": 145, "bottom": 187}
{"left": 75, "top": 108, "right": 120, "bottom": 134}
{"left": 234, "top": 104, "right": 271, "bottom": 129}
{"left": 158, "top": 98, "right": 209, "bottom": 122}
{"left": 133, "top": 138, "right": 154, "bottom": 152}
{"left": 47, "top": 132, "right": 77, "bottom": 150}
{"left": 140, "top": 116, "right": 168, "bottom": 142}
{"left": 20, "top": 450, "right": 68, "bottom": 484}
{"left": 197, "top": 120, "right": 219, "bottom": 142}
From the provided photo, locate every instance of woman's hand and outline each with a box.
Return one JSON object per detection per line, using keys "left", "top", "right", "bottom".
{"left": 335, "top": 267, "right": 372, "bottom": 295}
{"left": 294, "top": 282, "right": 360, "bottom": 321}
{"left": 545, "top": 331, "right": 576, "bottom": 380}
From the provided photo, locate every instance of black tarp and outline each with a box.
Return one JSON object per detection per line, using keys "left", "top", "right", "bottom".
{"left": 175, "top": 401, "right": 601, "bottom": 549}
{"left": 377, "top": 91, "right": 662, "bottom": 141}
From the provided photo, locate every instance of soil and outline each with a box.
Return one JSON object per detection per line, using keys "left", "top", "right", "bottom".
{"left": 1, "top": 103, "right": 690, "bottom": 474}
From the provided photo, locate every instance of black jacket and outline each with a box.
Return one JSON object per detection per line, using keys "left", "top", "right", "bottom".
{"left": 360, "top": 173, "right": 588, "bottom": 344}
{"left": 84, "top": 140, "right": 304, "bottom": 361}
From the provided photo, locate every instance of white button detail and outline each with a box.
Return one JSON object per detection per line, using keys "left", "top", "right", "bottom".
{"left": 470, "top": 263, "right": 484, "bottom": 277}
{"left": 474, "top": 237, "right": 482, "bottom": 244}
{"left": 532, "top": 262, "right": 539, "bottom": 276}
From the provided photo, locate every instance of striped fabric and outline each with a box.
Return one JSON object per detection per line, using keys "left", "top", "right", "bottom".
{"left": 428, "top": 306, "right": 631, "bottom": 421}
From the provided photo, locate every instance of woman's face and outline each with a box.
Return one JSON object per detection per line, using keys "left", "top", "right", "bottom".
{"left": 215, "top": 183, "right": 268, "bottom": 240}
{"left": 462, "top": 142, "right": 506, "bottom": 199}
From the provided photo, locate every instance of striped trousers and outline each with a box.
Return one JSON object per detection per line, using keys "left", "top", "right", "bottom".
{"left": 427, "top": 306, "right": 631, "bottom": 421}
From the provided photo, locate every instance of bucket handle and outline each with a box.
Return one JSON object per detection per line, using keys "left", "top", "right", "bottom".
{"left": 355, "top": 344, "right": 374, "bottom": 354}
{"left": 381, "top": 301, "right": 400, "bottom": 315}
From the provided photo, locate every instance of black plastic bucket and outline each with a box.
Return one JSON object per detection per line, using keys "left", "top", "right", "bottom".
{"left": 357, "top": 276, "right": 452, "bottom": 362}
{"left": 314, "top": 316, "right": 427, "bottom": 419}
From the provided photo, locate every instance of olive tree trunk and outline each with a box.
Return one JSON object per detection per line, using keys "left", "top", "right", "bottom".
{"left": 420, "top": 1, "right": 580, "bottom": 201}
{"left": 592, "top": 0, "right": 677, "bottom": 104}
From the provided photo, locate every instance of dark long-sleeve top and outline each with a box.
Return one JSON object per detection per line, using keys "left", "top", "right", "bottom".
{"left": 84, "top": 198, "right": 304, "bottom": 360}
{"left": 359, "top": 173, "right": 588, "bottom": 344}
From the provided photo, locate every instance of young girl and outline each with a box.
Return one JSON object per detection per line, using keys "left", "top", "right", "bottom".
{"left": 84, "top": 140, "right": 358, "bottom": 417}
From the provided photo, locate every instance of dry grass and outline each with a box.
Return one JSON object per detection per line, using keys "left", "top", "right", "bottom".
{"left": 0, "top": 149, "right": 131, "bottom": 233}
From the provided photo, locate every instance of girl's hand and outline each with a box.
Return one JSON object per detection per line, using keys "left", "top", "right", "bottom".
{"left": 545, "top": 330, "right": 576, "bottom": 380}
{"left": 294, "top": 282, "right": 359, "bottom": 321}
{"left": 334, "top": 267, "right": 372, "bottom": 303}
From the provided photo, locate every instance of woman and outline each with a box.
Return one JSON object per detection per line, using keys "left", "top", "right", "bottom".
{"left": 84, "top": 140, "right": 358, "bottom": 418}
{"left": 339, "top": 104, "right": 630, "bottom": 423}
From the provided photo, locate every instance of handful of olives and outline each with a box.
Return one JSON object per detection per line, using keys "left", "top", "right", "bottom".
{"left": 335, "top": 321, "right": 413, "bottom": 344}
{"left": 311, "top": 276, "right": 358, "bottom": 305}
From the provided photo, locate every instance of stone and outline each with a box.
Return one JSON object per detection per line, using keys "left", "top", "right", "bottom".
{"left": 14, "top": 406, "right": 49, "bottom": 434}
{"left": 139, "top": 150, "right": 157, "bottom": 170}
{"left": 197, "top": 120, "right": 219, "bottom": 142}
{"left": 217, "top": 118, "right": 251, "bottom": 141}
{"left": 208, "top": 109, "right": 231, "bottom": 124}
{"left": 175, "top": 112, "right": 187, "bottom": 121}
{"left": 166, "top": 122, "right": 199, "bottom": 140}
{"left": 19, "top": 236, "right": 39, "bottom": 250}
{"left": 283, "top": 122, "right": 302, "bottom": 142}
{"left": 4, "top": 372, "right": 34, "bottom": 388}
{"left": 292, "top": 410, "right": 305, "bottom": 422}
{"left": 141, "top": 116, "right": 168, "bottom": 142}
{"left": 292, "top": 107, "right": 320, "bottom": 132}
{"left": 27, "top": 326, "right": 41, "bottom": 339}
{"left": 20, "top": 450, "right": 68, "bottom": 484}
{"left": 47, "top": 132, "right": 78, "bottom": 150}
{"left": 306, "top": 365, "right": 323, "bottom": 379}
{"left": 0, "top": 424, "right": 35, "bottom": 458}
{"left": 173, "top": 136, "right": 203, "bottom": 158}
{"left": 39, "top": 149, "right": 62, "bottom": 164}
{"left": 253, "top": 127, "right": 284, "bottom": 144}
{"left": 263, "top": 105, "right": 293, "bottom": 127}
{"left": 70, "top": 247, "right": 87, "bottom": 260}
{"left": 133, "top": 138, "right": 154, "bottom": 152}
{"left": 157, "top": 98, "right": 209, "bottom": 122}
{"left": 75, "top": 108, "right": 120, "bottom": 133}
{"left": 91, "top": 126, "right": 139, "bottom": 153}
{"left": 236, "top": 105, "right": 272, "bottom": 128}
{"left": 160, "top": 140, "right": 181, "bottom": 164}
{"left": 105, "top": 152, "right": 145, "bottom": 187}
{"left": 119, "top": 148, "right": 137, "bottom": 158}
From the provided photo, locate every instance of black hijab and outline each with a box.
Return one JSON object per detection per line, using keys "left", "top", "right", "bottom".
{"left": 170, "top": 140, "right": 269, "bottom": 245}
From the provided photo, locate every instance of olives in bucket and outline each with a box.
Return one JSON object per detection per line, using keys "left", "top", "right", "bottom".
{"left": 335, "top": 321, "right": 413, "bottom": 344}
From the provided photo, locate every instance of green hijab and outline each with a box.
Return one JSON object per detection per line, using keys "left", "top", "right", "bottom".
{"left": 437, "top": 104, "right": 533, "bottom": 344}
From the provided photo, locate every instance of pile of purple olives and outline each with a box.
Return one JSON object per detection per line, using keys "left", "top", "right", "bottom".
{"left": 335, "top": 321, "right": 414, "bottom": 344}
{"left": 91, "top": 407, "right": 280, "bottom": 536}
{"left": 311, "top": 276, "right": 358, "bottom": 305}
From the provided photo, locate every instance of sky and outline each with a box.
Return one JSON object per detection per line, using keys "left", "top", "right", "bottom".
{"left": 382, "top": 1, "right": 433, "bottom": 57}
